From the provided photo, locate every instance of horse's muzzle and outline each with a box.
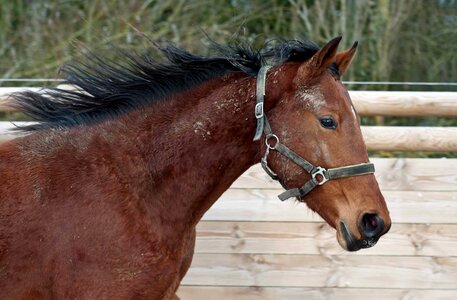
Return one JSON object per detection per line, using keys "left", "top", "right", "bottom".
{"left": 339, "top": 214, "right": 390, "bottom": 251}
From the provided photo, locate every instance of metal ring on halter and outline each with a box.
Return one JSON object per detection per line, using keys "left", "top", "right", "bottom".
{"left": 265, "top": 134, "right": 279, "bottom": 150}
{"left": 312, "top": 166, "right": 329, "bottom": 185}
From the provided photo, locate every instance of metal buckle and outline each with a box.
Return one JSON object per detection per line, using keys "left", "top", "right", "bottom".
{"left": 255, "top": 103, "right": 264, "bottom": 119}
{"left": 312, "top": 167, "right": 329, "bottom": 185}
{"left": 265, "top": 134, "right": 279, "bottom": 150}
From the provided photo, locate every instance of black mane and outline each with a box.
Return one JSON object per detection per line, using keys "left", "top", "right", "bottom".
{"left": 11, "top": 39, "right": 321, "bottom": 131}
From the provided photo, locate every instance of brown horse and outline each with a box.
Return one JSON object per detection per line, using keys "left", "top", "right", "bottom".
{"left": 0, "top": 37, "right": 390, "bottom": 299}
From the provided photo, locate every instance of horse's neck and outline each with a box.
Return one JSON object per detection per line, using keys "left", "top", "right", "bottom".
{"left": 116, "top": 74, "right": 264, "bottom": 229}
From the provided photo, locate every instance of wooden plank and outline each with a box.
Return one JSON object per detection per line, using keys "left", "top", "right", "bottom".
{"left": 362, "top": 126, "right": 457, "bottom": 152}
{"left": 203, "top": 190, "right": 457, "bottom": 223}
{"left": 194, "top": 222, "right": 457, "bottom": 257}
{"left": 0, "top": 87, "right": 40, "bottom": 111}
{"left": 181, "top": 254, "right": 457, "bottom": 289}
{"left": 231, "top": 159, "right": 457, "bottom": 191}
{"left": 0, "top": 122, "right": 30, "bottom": 143}
{"left": 350, "top": 91, "right": 457, "bottom": 117}
{"left": 177, "top": 286, "right": 457, "bottom": 300}
{"left": 0, "top": 87, "right": 41, "bottom": 94}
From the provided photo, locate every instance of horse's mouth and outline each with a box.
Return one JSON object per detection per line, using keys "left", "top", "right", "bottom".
{"left": 338, "top": 221, "right": 379, "bottom": 252}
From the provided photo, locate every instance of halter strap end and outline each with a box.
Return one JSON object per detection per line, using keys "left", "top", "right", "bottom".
{"left": 278, "top": 188, "right": 300, "bottom": 201}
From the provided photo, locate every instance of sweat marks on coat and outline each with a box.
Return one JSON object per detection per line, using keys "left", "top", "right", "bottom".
{"left": 296, "top": 87, "right": 325, "bottom": 113}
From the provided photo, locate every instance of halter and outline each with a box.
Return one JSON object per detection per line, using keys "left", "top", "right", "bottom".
{"left": 253, "top": 66, "right": 375, "bottom": 201}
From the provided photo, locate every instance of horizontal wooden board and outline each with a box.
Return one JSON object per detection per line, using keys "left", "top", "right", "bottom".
{"left": 0, "top": 121, "right": 31, "bottom": 142}
{"left": 350, "top": 91, "right": 457, "bottom": 117}
{"left": 177, "top": 286, "right": 457, "bottom": 300}
{"left": 205, "top": 189, "right": 457, "bottom": 223}
{"left": 232, "top": 158, "right": 457, "bottom": 191}
{"left": 0, "top": 87, "right": 41, "bottom": 94}
{"left": 2, "top": 121, "right": 457, "bottom": 152}
{"left": 194, "top": 221, "right": 457, "bottom": 257}
{"left": 0, "top": 87, "right": 40, "bottom": 111}
{"left": 362, "top": 126, "right": 457, "bottom": 152}
{"left": 181, "top": 254, "right": 457, "bottom": 289}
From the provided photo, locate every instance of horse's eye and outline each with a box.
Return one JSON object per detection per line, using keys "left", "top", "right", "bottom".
{"left": 320, "top": 117, "right": 337, "bottom": 129}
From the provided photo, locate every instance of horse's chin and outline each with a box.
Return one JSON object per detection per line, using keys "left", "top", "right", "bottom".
{"left": 336, "top": 221, "right": 378, "bottom": 252}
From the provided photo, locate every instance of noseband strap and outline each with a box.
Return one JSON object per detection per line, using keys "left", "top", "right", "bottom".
{"left": 253, "top": 66, "right": 375, "bottom": 201}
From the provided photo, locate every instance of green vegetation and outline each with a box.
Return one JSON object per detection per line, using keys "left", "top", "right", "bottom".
{"left": 1, "top": 0, "right": 456, "bottom": 156}
{"left": 1, "top": 0, "right": 457, "bottom": 86}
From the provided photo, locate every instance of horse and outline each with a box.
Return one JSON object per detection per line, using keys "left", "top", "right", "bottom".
{"left": 0, "top": 36, "right": 390, "bottom": 299}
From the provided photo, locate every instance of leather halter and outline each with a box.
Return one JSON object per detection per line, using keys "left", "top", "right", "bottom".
{"left": 253, "top": 66, "right": 375, "bottom": 201}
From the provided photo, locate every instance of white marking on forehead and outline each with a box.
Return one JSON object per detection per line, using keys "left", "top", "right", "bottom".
{"left": 296, "top": 87, "right": 325, "bottom": 112}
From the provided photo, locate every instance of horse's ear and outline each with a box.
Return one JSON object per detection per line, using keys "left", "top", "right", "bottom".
{"left": 296, "top": 37, "right": 342, "bottom": 82}
{"left": 310, "top": 36, "right": 342, "bottom": 70}
{"left": 335, "top": 41, "right": 358, "bottom": 76}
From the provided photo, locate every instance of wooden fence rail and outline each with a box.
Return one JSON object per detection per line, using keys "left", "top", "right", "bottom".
{"left": 350, "top": 91, "right": 457, "bottom": 116}
{"left": 361, "top": 126, "right": 457, "bottom": 152}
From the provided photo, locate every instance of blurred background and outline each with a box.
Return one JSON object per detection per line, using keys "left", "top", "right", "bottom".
{"left": 0, "top": 0, "right": 456, "bottom": 156}
{"left": 1, "top": 0, "right": 456, "bottom": 89}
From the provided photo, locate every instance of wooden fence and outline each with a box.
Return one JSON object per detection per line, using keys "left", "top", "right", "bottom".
{"left": 1, "top": 88, "right": 457, "bottom": 299}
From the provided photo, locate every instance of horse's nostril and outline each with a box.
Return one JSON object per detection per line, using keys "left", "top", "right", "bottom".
{"left": 364, "top": 214, "right": 378, "bottom": 231}
{"left": 360, "top": 213, "right": 384, "bottom": 239}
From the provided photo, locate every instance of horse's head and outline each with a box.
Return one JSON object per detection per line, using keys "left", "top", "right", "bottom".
{"left": 263, "top": 37, "right": 390, "bottom": 251}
